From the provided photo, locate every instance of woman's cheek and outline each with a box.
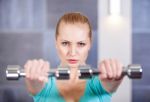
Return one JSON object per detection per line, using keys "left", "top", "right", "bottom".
{"left": 80, "top": 50, "right": 88, "bottom": 62}
{"left": 59, "top": 47, "right": 67, "bottom": 55}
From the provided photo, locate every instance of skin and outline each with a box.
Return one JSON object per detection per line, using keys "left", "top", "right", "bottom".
{"left": 24, "top": 21, "right": 123, "bottom": 102}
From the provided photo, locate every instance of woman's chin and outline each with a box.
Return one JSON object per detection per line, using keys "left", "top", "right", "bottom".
{"left": 68, "top": 63, "right": 79, "bottom": 68}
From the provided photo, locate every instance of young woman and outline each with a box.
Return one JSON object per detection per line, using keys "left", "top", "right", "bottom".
{"left": 24, "top": 12, "right": 123, "bottom": 102}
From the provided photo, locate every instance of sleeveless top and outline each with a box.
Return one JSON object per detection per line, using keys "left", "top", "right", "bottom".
{"left": 32, "top": 76, "right": 111, "bottom": 102}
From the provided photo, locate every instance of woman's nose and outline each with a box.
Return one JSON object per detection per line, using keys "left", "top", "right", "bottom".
{"left": 69, "top": 46, "right": 77, "bottom": 56}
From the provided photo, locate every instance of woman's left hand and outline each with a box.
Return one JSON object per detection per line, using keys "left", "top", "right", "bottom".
{"left": 99, "top": 59, "right": 124, "bottom": 93}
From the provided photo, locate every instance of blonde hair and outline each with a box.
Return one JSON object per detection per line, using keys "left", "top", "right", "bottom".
{"left": 55, "top": 12, "right": 92, "bottom": 40}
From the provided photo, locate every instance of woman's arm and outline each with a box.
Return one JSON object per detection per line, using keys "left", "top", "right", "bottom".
{"left": 98, "top": 59, "right": 123, "bottom": 93}
{"left": 24, "top": 59, "right": 50, "bottom": 95}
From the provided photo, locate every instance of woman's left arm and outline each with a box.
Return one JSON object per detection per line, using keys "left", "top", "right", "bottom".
{"left": 98, "top": 59, "right": 124, "bottom": 93}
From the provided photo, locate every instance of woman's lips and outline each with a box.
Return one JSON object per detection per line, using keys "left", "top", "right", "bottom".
{"left": 67, "top": 59, "right": 78, "bottom": 64}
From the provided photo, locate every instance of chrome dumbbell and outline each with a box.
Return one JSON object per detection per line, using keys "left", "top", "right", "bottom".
{"left": 6, "top": 65, "right": 70, "bottom": 80}
{"left": 78, "top": 64, "right": 142, "bottom": 79}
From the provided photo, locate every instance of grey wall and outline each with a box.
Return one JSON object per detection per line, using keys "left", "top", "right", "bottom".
{"left": 0, "top": 0, "right": 98, "bottom": 102}
{"left": 132, "top": 0, "right": 150, "bottom": 102}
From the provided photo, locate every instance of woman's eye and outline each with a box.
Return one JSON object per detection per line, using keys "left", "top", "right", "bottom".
{"left": 78, "top": 42, "right": 86, "bottom": 47}
{"left": 61, "top": 42, "right": 69, "bottom": 46}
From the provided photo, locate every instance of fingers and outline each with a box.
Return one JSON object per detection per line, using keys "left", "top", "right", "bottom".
{"left": 99, "top": 59, "right": 123, "bottom": 80}
{"left": 99, "top": 62, "right": 107, "bottom": 79}
{"left": 24, "top": 60, "right": 32, "bottom": 78}
{"left": 36, "top": 59, "right": 45, "bottom": 82}
{"left": 115, "top": 59, "right": 123, "bottom": 80}
{"left": 24, "top": 59, "right": 50, "bottom": 83}
{"left": 30, "top": 60, "right": 38, "bottom": 80}
{"left": 39, "top": 61, "right": 50, "bottom": 82}
{"left": 104, "top": 59, "right": 113, "bottom": 79}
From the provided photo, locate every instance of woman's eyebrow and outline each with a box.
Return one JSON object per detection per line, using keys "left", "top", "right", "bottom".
{"left": 60, "top": 39, "right": 87, "bottom": 43}
{"left": 78, "top": 40, "right": 86, "bottom": 43}
{"left": 60, "top": 40, "right": 69, "bottom": 42}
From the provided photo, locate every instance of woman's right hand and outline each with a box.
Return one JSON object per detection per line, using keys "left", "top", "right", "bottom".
{"left": 24, "top": 59, "right": 50, "bottom": 95}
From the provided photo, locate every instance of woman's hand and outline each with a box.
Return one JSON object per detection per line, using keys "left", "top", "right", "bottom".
{"left": 24, "top": 59, "right": 50, "bottom": 95}
{"left": 99, "top": 59, "right": 123, "bottom": 93}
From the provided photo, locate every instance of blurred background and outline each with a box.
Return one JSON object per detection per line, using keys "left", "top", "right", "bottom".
{"left": 0, "top": 0, "right": 150, "bottom": 102}
{"left": 132, "top": 0, "right": 150, "bottom": 101}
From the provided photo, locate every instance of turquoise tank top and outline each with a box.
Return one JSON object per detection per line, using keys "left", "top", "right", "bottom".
{"left": 32, "top": 76, "right": 111, "bottom": 102}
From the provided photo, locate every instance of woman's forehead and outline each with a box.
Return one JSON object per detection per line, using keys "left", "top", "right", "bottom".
{"left": 59, "top": 23, "right": 89, "bottom": 35}
{"left": 58, "top": 34, "right": 89, "bottom": 42}
{"left": 59, "top": 22, "right": 89, "bottom": 32}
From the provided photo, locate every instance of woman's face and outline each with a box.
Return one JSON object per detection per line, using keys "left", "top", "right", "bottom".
{"left": 56, "top": 22, "right": 91, "bottom": 68}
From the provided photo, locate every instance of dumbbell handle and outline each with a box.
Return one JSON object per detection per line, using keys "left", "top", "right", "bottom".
{"left": 6, "top": 64, "right": 142, "bottom": 80}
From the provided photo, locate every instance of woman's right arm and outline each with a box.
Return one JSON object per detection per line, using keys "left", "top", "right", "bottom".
{"left": 24, "top": 59, "right": 50, "bottom": 95}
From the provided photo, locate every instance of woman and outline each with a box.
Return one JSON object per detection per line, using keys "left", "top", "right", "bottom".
{"left": 24, "top": 12, "right": 123, "bottom": 102}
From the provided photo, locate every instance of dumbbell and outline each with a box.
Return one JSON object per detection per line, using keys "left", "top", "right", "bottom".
{"left": 6, "top": 65, "right": 70, "bottom": 80}
{"left": 6, "top": 64, "right": 142, "bottom": 80}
